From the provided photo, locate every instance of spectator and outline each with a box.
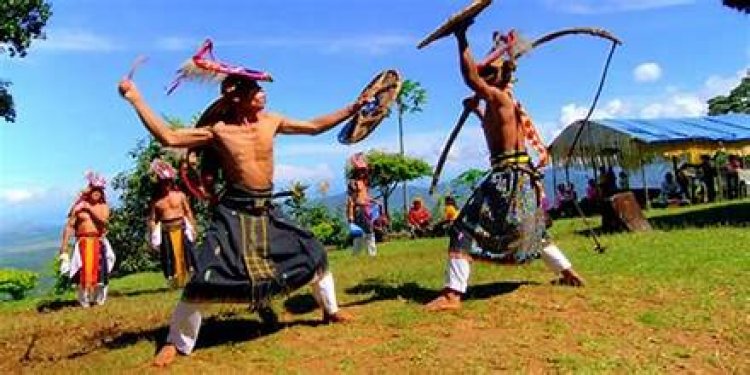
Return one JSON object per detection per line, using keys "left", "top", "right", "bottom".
{"left": 407, "top": 197, "right": 432, "bottom": 238}
{"left": 698, "top": 155, "right": 718, "bottom": 202}
{"left": 655, "top": 172, "right": 688, "bottom": 207}
{"left": 580, "top": 178, "right": 600, "bottom": 215}
{"left": 433, "top": 195, "right": 459, "bottom": 237}
{"left": 370, "top": 200, "right": 390, "bottom": 243}
{"left": 726, "top": 155, "right": 741, "bottom": 199}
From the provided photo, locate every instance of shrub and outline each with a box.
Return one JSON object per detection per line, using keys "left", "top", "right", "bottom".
{"left": 0, "top": 268, "right": 39, "bottom": 300}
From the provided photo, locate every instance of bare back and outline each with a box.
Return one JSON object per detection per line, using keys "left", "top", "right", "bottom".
{"left": 481, "top": 87, "right": 524, "bottom": 158}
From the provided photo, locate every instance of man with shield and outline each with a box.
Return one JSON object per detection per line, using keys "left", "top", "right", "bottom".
{"left": 118, "top": 40, "right": 400, "bottom": 366}
{"left": 423, "top": 18, "right": 585, "bottom": 312}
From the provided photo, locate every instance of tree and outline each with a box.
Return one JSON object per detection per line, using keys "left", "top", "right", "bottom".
{"left": 281, "top": 181, "right": 347, "bottom": 248}
{"left": 364, "top": 150, "right": 432, "bottom": 216}
{"left": 708, "top": 72, "right": 750, "bottom": 115}
{"left": 395, "top": 79, "right": 427, "bottom": 212}
{"left": 722, "top": 0, "right": 750, "bottom": 13}
{"left": 107, "top": 119, "right": 210, "bottom": 274}
{"left": 449, "top": 168, "right": 488, "bottom": 199}
{"left": 1, "top": 0, "right": 52, "bottom": 122}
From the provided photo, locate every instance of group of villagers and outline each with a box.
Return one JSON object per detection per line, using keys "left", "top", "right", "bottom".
{"left": 57, "top": 5, "right": 588, "bottom": 366}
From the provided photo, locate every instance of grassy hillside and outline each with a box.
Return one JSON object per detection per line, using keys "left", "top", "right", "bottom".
{"left": 0, "top": 202, "right": 748, "bottom": 373}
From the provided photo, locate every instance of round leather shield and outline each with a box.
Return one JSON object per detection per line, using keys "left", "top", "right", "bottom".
{"left": 417, "top": 0, "right": 493, "bottom": 49}
{"left": 338, "top": 69, "right": 402, "bottom": 145}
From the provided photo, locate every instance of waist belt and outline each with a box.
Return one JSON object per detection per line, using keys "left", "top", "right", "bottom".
{"left": 221, "top": 184, "right": 296, "bottom": 212}
{"left": 489, "top": 152, "right": 543, "bottom": 180}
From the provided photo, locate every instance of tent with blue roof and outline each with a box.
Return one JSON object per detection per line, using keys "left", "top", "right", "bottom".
{"left": 547, "top": 114, "right": 750, "bottom": 169}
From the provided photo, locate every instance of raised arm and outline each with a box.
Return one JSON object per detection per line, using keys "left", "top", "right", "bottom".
{"left": 455, "top": 25, "right": 494, "bottom": 99}
{"left": 277, "top": 102, "right": 360, "bottom": 135}
{"left": 118, "top": 79, "right": 214, "bottom": 148}
{"left": 277, "top": 87, "right": 372, "bottom": 135}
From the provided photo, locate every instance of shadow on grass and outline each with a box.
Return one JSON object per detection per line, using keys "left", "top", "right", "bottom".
{"left": 574, "top": 202, "right": 750, "bottom": 236}
{"left": 343, "top": 278, "right": 537, "bottom": 307}
{"left": 35, "top": 287, "right": 171, "bottom": 313}
{"left": 648, "top": 201, "right": 750, "bottom": 230}
{"left": 65, "top": 310, "right": 323, "bottom": 360}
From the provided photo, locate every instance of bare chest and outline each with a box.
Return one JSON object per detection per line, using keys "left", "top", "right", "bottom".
{"left": 212, "top": 124, "right": 275, "bottom": 155}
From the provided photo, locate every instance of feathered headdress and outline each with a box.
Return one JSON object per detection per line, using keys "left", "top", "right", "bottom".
{"left": 349, "top": 152, "right": 369, "bottom": 170}
{"left": 167, "top": 39, "right": 273, "bottom": 95}
{"left": 84, "top": 170, "right": 107, "bottom": 189}
{"left": 150, "top": 158, "right": 176, "bottom": 180}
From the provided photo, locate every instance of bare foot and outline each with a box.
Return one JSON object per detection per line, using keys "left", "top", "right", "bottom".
{"left": 323, "top": 309, "right": 355, "bottom": 324}
{"left": 153, "top": 344, "right": 178, "bottom": 367}
{"left": 425, "top": 291, "right": 462, "bottom": 312}
{"left": 553, "top": 269, "right": 585, "bottom": 287}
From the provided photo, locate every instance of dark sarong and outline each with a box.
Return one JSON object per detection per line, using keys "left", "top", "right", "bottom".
{"left": 449, "top": 152, "right": 548, "bottom": 264}
{"left": 182, "top": 186, "right": 328, "bottom": 307}
{"left": 159, "top": 219, "right": 195, "bottom": 288}
{"left": 353, "top": 204, "right": 373, "bottom": 234}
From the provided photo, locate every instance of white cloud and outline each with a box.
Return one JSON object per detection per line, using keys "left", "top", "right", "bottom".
{"left": 553, "top": 68, "right": 746, "bottom": 129}
{"left": 633, "top": 62, "right": 662, "bottom": 83}
{"left": 34, "top": 29, "right": 121, "bottom": 52}
{"left": 0, "top": 188, "right": 43, "bottom": 204}
{"left": 155, "top": 34, "right": 414, "bottom": 55}
{"left": 544, "top": 0, "right": 695, "bottom": 14}
{"left": 700, "top": 69, "right": 748, "bottom": 98}
{"left": 558, "top": 98, "right": 629, "bottom": 127}
{"left": 639, "top": 93, "right": 706, "bottom": 118}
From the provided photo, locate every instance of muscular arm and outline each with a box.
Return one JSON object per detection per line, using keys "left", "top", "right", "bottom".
{"left": 456, "top": 28, "right": 494, "bottom": 99}
{"left": 277, "top": 103, "right": 358, "bottom": 135}
{"left": 119, "top": 79, "right": 214, "bottom": 148}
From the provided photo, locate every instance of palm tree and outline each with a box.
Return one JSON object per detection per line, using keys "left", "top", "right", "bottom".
{"left": 395, "top": 79, "right": 428, "bottom": 213}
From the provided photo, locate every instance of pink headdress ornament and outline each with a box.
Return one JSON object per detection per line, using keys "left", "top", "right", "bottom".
{"left": 85, "top": 170, "right": 107, "bottom": 189}
{"left": 166, "top": 39, "right": 273, "bottom": 94}
{"left": 150, "top": 159, "right": 176, "bottom": 180}
{"left": 350, "top": 153, "right": 369, "bottom": 170}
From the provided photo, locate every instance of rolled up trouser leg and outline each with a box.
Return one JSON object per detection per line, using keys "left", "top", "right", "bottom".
{"left": 540, "top": 243, "right": 572, "bottom": 274}
{"left": 366, "top": 234, "right": 377, "bottom": 256}
{"left": 352, "top": 237, "right": 364, "bottom": 255}
{"left": 166, "top": 301, "right": 203, "bottom": 355}
{"left": 311, "top": 271, "right": 339, "bottom": 315}
{"left": 444, "top": 255, "right": 471, "bottom": 294}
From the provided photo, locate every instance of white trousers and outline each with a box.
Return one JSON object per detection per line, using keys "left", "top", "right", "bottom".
{"left": 166, "top": 271, "right": 340, "bottom": 355}
{"left": 444, "top": 243, "right": 573, "bottom": 294}
{"left": 352, "top": 234, "right": 377, "bottom": 256}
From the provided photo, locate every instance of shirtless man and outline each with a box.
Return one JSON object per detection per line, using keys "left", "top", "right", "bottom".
{"left": 59, "top": 173, "right": 116, "bottom": 307}
{"left": 425, "top": 22, "right": 584, "bottom": 311}
{"left": 148, "top": 159, "right": 197, "bottom": 288}
{"left": 119, "top": 71, "right": 363, "bottom": 366}
{"left": 346, "top": 153, "right": 377, "bottom": 256}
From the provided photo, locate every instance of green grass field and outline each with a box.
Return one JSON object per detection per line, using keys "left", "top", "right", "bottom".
{"left": 1, "top": 201, "right": 748, "bottom": 374}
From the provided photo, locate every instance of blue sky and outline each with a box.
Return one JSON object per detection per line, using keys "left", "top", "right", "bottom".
{"left": 0, "top": 0, "right": 747, "bottom": 228}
